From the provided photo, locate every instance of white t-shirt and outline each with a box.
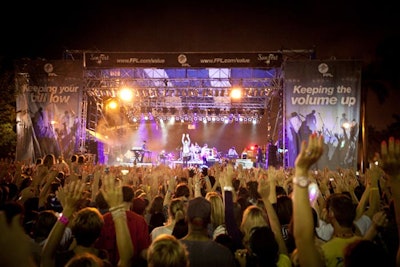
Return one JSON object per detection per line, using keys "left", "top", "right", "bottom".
{"left": 150, "top": 225, "right": 173, "bottom": 241}
{"left": 316, "top": 219, "right": 334, "bottom": 241}
{"left": 353, "top": 214, "right": 372, "bottom": 236}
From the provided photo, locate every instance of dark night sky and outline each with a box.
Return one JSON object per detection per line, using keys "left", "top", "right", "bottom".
{"left": 1, "top": 0, "right": 399, "bottom": 130}
{"left": 1, "top": 1, "right": 398, "bottom": 61}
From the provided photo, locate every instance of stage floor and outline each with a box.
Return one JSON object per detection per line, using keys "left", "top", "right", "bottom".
{"left": 170, "top": 159, "right": 204, "bottom": 167}
{"left": 117, "top": 159, "right": 215, "bottom": 168}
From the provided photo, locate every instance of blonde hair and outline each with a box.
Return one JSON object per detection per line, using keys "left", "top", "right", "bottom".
{"left": 240, "top": 205, "right": 269, "bottom": 246}
{"left": 147, "top": 234, "right": 189, "bottom": 267}
{"left": 169, "top": 198, "right": 185, "bottom": 222}
{"left": 205, "top": 191, "right": 225, "bottom": 229}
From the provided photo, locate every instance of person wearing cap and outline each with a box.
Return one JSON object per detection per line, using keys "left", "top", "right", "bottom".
{"left": 180, "top": 196, "right": 236, "bottom": 267}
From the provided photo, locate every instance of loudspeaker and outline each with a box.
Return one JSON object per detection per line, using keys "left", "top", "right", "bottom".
{"left": 206, "top": 159, "right": 216, "bottom": 167}
{"left": 267, "top": 145, "right": 278, "bottom": 167}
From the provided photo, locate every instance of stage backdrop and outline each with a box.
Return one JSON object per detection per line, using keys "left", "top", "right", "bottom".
{"left": 15, "top": 60, "right": 83, "bottom": 163}
{"left": 284, "top": 60, "right": 362, "bottom": 170}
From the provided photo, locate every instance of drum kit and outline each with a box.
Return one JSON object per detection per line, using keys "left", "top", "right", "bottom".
{"left": 158, "top": 150, "right": 175, "bottom": 163}
{"left": 203, "top": 148, "right": 219, "bottom": 160}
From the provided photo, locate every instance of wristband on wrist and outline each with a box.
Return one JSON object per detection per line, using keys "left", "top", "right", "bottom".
{"left": 223, "top": 186, "right": 234, "bottom": 191}
{"left": 59, "top": 214, "right": 69, "bottom": 226}
{"left": 293, "top": 176, "right": 311, "bottom": 188}
{"left": 109, "top": 204, "right": 125, "bottom": 212}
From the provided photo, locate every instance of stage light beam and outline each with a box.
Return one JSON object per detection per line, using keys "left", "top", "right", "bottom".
{"left": 118, "top": 88, "right": 134, "bottom": 102}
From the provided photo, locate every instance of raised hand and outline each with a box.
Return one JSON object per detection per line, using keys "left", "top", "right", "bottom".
{"left": 100, "top": 174, "right": 123, "bottom": 209}
{"left": 0, "top": 213, "right": 35, "bottom": 267}
{"left": 380, "top": 137, "right": 400, "bottom": 177}
{"left": 295, "top": 133, "right": 324, "bottom": 173}
{"left": 56, "top": 180, "right": 86, "bottom": 212}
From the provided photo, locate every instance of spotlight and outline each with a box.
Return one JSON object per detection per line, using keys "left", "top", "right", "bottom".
{"left": 230, "top": 87, "right": 242, "bottom": 99}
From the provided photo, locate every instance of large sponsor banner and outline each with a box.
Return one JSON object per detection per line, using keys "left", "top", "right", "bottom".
{"left": 284, "top": 60, "right": 362, "bottom": 170}
{"left": 85, "top": 52, "right": 283, "bottom": 68}
{"left": 15, "top": 60, "right": 83, "bottom": 163}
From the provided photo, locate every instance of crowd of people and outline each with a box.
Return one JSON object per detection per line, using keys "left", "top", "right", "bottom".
{"left": 0, "top": 134, "right": 400, "bottom": 267}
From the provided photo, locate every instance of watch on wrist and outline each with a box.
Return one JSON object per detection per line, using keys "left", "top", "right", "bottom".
{"left": 293, "top": 176, "right": 311, "bottom": 188}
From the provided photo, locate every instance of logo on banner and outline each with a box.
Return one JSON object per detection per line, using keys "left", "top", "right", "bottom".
{"left": 44, "top": 63, "right": 54, "bottom": 73}
{"left": 318, "top": 63, "right": 333, "bottom": 77}
{"left": 44, "top": 63, "right": 57, "bottom": 76}
{"left": 177, "top": 54, "right": 190, "bottom": 67}
{"left": 90, "top": 54, "right": 110, "bottom": 65}
{"left": 257, "top": 53, "right": 280, "bottom": 65}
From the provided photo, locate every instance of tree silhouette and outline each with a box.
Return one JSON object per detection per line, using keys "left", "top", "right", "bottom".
{"left": 0, "top": 57, "right": 17, "bottom": 159}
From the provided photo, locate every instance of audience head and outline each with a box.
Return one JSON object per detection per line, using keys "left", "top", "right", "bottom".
{"left": 247, "top": 226, "right": 279, "bottom": 266}
{"left": 70, "top": 154, "right": 78, "bottom": 163}
{"left": 149, "top": 195, "right": 164, "bottom": 214}
{"left": 276, "top": 195, "right": 293, "bottom": 226}
{"left": 19, "top": 177, "right": 33, "bottom": 192}
{"left": 147, "top": 234, "right": 189, "bottom": 267}
{"left": 122, "top": 185, "right": 134, "bottom": 202}
{"left": 232, "top": 178, "right": 241, "bottom": 191}
{"left": 2, "top": 201, "right": 24, "bottom": 224}
{"left": 134, "top": 188, "right": 145, "bottom": 198}
{"left": 169, "top": 198, "right": 185, "bottom": 222}
{"left": 65, "top": 252, "right": 106, "bottom": 267}
{"left": 205, "top": 191, "right": 225, "bottom": 231}
{"left": 238, "top": 186, "right": 250, "bottom": 200}
{"left": 46, "top": 193, "right": 63, "bottom": 213}
{"left": 246, "top": 181, "right": 261, "bottom": 204}
{"left": 325, "top": 193, "right": 356, "bottom": 228}
{"left": 187, "top": 196, "right": 211, "bottom": 229}
{"left": 94, "top": 192, "right": 109, "bottom": 214}
{"left": 275, "top": 185, "right": 287, "bottom": 196}
{"left": 175, "top": 183, "right": 190, "bottom": 200}
{"left": 31, "top": 210, "right": 57, "bottom": 242}
{"left": 43, "top": 154, "right": 56, "bottom": 169}
{"left": 77, "top": 155, "right": 86, "bottom": 164}
{"left": 240, "top": 205, "right": 269, "bottom": 247}
{"left": 132, "top": 197, "right": 147, "bottom": 216}
{"left": 70, "top": 207, "right": 104, "bottom": 247}
{"left": 344, "top": 239, "right": 390, "bottom": 267}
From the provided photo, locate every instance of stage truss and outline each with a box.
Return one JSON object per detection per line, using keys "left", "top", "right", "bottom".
{"left": 69, "top": 50, "right": 315, "bottom": 166}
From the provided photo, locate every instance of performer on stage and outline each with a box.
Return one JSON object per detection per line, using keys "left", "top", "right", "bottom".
{"left": 182, "top": 133, "right": 191, "bottom": 167}
{"left": 201, "top": 143, "right": 209, "bottom": 165}
{"left": 255, "top": 145, "right": 265, "bottom": 168}
{"left": 228, "top": 146, "right": 239, "bottom": 159}
{"left": 212, "top": 147, "right": 218, "bottom": 158}
{"left": 191, "top": 142, "right": 201, "bottom": 161}
{"left": 140, "top": 140, "right": 147, "bottom": 163}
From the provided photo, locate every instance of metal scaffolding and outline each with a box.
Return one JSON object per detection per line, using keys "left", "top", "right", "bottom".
{"left": 68, "top": 49, "right": 314, "bottom": 167}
